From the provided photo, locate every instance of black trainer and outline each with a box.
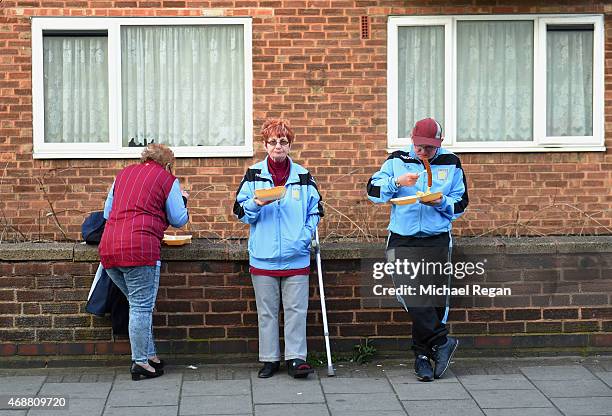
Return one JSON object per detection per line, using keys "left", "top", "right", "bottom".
{"left": 414, "top": 355, "right": 434, "bottom": 382}
{"left": 432, "top": 337, "right": 458, "bottom": 379}
{"left": 257, "top": 361, "right": 280, "bottom": 378}
{"left": 286, "top": 359, "right": 314, "bottom": 378}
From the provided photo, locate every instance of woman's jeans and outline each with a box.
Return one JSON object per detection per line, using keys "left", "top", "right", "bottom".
{"left": 251, "top": 274, "right": 309, "bottom": 362}
{"left": 106, "top": 265, "right": 160, "bottom": 364}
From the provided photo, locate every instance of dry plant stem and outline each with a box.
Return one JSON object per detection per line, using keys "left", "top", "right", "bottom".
{"left": 320, "top": 201, "right": 372, "bottom": 242}
{"left": 35, "top": 176, "right": 72, "bottom": 241}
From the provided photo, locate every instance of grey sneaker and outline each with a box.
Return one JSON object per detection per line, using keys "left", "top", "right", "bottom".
{"left": 414, "top": 355, "right": 434, "bottom": 382}
{"left": 432, "top": 337, "right": 459, "bottom": 379}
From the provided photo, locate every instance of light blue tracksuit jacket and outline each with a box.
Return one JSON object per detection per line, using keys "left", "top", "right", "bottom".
{"left": 367, "top": 146, "right": 469, "bottom": 237}
{"left": 233, "top": 157, "right": 323, "bottom": 270}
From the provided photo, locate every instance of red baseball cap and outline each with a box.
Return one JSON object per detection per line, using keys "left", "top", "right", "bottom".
{"left": 411, "top": 118, "right": 443, "bottom": 147}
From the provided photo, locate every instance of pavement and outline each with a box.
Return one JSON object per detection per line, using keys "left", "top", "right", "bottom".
{"left": 0, "top": 356, "right": 611, "bottom": 416}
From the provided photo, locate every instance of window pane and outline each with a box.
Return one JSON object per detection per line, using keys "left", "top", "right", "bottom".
{"left": 397, "top": 26, "right": 444, "bottom": 138}
{"left": 121, "top": 25, "right": 245, "bottom": 147}
{"left": 457, "top": 21, "right": 533, "bottom": 142}
{"left": 546, "top": 26, "right": 593, "bottom": 137}
{"left": 43, "top": 35, "right": 109, "bottom": 143}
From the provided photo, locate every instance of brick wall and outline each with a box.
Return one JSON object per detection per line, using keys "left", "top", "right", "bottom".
{"left": 0, "top": 1, "right": 611, "bottom": 241}
{"left": 0, "top": 237, "right": 610, "bottom": 359}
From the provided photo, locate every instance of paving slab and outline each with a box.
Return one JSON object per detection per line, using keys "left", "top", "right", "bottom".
{"left": 107, "top": 387, "right": 179, "bottom": 407}
{"left": 532, "top": 379, "right": 612, "bottom": 397}
{"left": 520, "top": 365, "right": 596, "bottom": 381}
{"left": 458, "top": 374, "right": 532, "bottom": 390}
{"left": 390, "top": 379, "right": 471, "bottom": 400}
{"left": 112, "top": 372, "right": 182, "bottom": 390}
{"left": 254, "top": 403, "right": 329, "bottom": 416}
{"left": 551, "top": 397, "right": 612, "bottom": 416}
{"left": 251, "top": 373, "right": 324, "bottom": 404}
{"left": 182, "top": 380, "right": 250, "bottom": 396}
{"left": 103, "top": 406, "right": 179, "bottom": 416}
{"left": 483, "top": 408, "right": 563, "bottom": 416}
{"left": 179, "top": 395, "right": 252, "bottom": 415}
{"left": 27, "top": 398, "right": 106, "bottom": 416}
{"left": 331, "top": 412, "right": 407, "bottom": 416}
{"left": 38, "top": 382, "right": 112, "bottom": 399}
{"left": 402, "top": 399, "right": 485, "bottom": 416}
{"left": 595, "top": 371, "right": 612, "bottom": 388}
{"left": 0, "top": 376, "right": 46, "bottom": 395}
{"left": 326, "top": 393, "right": 404, "bottom": 413}
{"left": 470, "top": 389, "right": 552, "bottom": 409}
{"left": 320, "top": 377, "right": 393, "bottom": 394}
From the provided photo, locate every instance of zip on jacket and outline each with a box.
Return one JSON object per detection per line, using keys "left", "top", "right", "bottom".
{"left": 233, "top": 157, "right": 324, "bottom": 270}
{"left": 366, "top": 145, "right": 468, "bottom": 237}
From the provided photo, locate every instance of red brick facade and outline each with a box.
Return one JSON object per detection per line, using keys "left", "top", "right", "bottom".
{"left": 0, "top": 1, "right": 611, "bottom": 241}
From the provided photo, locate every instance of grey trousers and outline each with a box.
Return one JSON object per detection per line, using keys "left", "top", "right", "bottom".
{"left": 251, "top": 274, "right": 309, "bottom": 362}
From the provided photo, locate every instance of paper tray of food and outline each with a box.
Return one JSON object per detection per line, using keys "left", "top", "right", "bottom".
{"left": 390, "top": 192, "right": 443, "bottom": 205}
{"left": 162, "top": 234, "right": 192, "bottom": 246}
{"left": 255, "top": 186, "right": 287, "bottom": 202}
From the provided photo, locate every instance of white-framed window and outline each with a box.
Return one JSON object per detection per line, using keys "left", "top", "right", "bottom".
{"left": 32, "top": 17, "right": 253, "bottom": 159}
{"left": 387, "top": 14, "right": 604, "bottom": 153}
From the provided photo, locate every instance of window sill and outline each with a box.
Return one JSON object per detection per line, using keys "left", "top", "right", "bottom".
{"left": 387, "top": 145, "right": 606, "bottom": 154}
{"left": 33, "top": 147, "right": 254, "bottom": 159}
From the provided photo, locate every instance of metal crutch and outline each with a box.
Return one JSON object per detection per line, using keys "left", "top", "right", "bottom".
{"left": 313, "top": 228, "right": 335, "bottom": 376}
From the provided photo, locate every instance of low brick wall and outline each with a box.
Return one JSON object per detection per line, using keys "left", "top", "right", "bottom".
{"left": 0, "top": 236, "right": 610, "bottom": 361}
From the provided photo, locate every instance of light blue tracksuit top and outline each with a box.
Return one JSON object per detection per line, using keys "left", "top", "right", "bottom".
{"left": 367, "top": 146, "right": 469, "bottom": 237}
{"left": 233, "top": 157, "right": 323, "bottom": 270}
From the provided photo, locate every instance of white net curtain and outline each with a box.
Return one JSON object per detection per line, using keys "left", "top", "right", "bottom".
{"left": 43, "top": 35, "right": 109, "bottom": 143}
{"left": 546, "top": 27, "right": 593, "bottom": 137}
{"left": 121, "top": 25, "right": 245, "bottom": 148}
{"left": 456, "top": 21, "right": 534, "bottom": 142}
{"left": 397, "top": 25, "right": 445, "bottom": 138}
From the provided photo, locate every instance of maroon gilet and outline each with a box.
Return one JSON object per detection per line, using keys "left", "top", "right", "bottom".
{"left": 99, "top": 161, "right": 176, "bottom": 269}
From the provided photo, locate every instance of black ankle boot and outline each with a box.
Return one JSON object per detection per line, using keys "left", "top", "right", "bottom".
{"left": 131, "top": 362, "right": 164, "bottom": 381}
{"left": 258, "top": 361, "right": 280, "bottom": 378}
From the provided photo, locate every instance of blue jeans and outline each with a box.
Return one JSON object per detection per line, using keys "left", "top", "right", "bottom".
{"left": 106, "top": 265, "right": 160, "bottom": 364}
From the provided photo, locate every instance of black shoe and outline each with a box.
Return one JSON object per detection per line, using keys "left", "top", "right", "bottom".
{"left": 432, "top": 337, "right": 459, "bottom": 379}
{"left": 148, "top": 358, "right": 164, "bottom": 371}
{"left": 286, "top": 359, "right": 314, "bottom": 378}
{"left": 258, "top": 361, "right": 280, "bottom": 378}
{"left": 130, "top": 363, "right": 164, "bottom": 381}
{"left": 414, "top": 355, "right": 434, "bottom": 382}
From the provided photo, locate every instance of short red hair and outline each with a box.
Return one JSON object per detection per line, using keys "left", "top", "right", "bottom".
{"left": 260, "top": 119, "right": 295, "bottom": 143}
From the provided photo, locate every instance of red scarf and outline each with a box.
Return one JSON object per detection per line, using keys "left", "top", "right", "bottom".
{"left": 267, "top": 157, "right": 290, "bottom": 187}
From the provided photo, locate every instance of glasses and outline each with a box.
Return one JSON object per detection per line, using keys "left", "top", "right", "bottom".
{"left": 415, "top": 145, "right": 437, "bottom": 152}
{"left": 266, "top": 138, "right": 290, "bottom": 147}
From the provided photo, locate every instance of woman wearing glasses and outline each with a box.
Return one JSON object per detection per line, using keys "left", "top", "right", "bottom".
{"left": 233, "top": 119, "right": 323, "bottom": 379}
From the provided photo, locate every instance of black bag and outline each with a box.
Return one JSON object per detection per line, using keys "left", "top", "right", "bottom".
{"left": 86, "top": 265, "right": 129, "bottom": 336}
{"left": 82, "top": 211, "right": 106, "bottom": 244}
{"left": 86, "top": 265, "right": 111, "bottom": 316}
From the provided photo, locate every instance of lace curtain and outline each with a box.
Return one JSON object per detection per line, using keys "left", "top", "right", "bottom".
{"left": 456, "top": 21, "right": 534, "bottom": 142}
{"left": 397, "top": 26, "right": 445, "bottom": 138}
{"left": 43, "top": 36, "right": 109, "bottom": 143}
{"left": 547, "top": 28, "right": 593, "bottom": 137}
{"left": 121, "top": 25, "right": 245, "bottom": 147}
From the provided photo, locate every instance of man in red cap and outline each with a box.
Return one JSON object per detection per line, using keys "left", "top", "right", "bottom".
{"left": 367, "top": 117, "right": 469, "bottom": 382}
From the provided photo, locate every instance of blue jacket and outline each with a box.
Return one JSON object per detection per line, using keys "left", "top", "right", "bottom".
{"left": 233, "top": 157, "right": 323, "bottom": 270}
{"left": 367, "top": 146, "right": 468, "bottom": 237}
